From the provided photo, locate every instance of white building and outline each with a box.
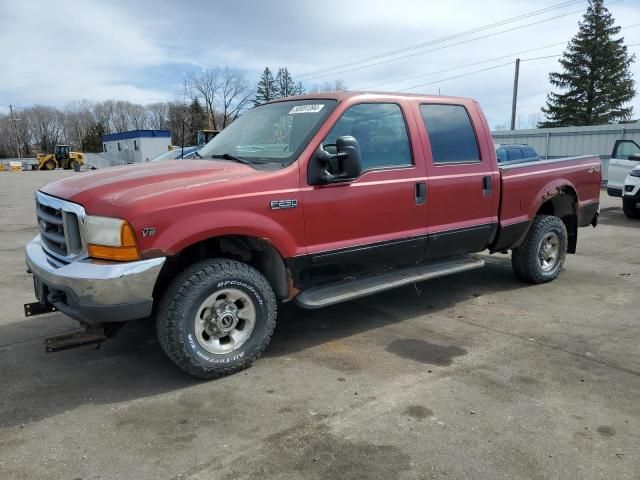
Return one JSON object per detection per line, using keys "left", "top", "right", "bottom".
{"left": 102, "top": 130, "right": 172, "bottom": 164}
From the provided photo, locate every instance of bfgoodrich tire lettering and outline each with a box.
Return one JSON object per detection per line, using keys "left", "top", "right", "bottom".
{"left": 511, "top": 215, "right": 568, "bottom": 284}
{"left": 156, "top": 259, "right": 277, "bottom": 379}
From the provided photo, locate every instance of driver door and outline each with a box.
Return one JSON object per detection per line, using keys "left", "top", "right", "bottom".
{"left": 301, "top": 102, "right": 428, "bottom": 285}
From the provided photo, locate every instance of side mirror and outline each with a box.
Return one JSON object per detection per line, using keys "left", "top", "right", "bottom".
{"left": 308, "top": 135, "right": 363, "bottom": 185}
{"left": 629, "top": 154, "right": 640, "bottom": 161}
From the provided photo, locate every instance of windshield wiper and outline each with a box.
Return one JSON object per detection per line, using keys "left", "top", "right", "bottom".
{"left": 210, "top": 153, "right": 268, "bottom": 165}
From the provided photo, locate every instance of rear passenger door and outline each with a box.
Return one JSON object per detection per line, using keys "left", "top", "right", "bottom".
{"left": 416, "top": 103, "right": 499, "bottom": 260}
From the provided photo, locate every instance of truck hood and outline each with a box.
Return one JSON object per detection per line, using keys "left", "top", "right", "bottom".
{"left": 41, "top": 160, "right": 263, "bottom": 213}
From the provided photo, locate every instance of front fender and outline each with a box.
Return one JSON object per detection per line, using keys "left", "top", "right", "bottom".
{"left": 144, "top": 209, "right": 302, "bottom": 259}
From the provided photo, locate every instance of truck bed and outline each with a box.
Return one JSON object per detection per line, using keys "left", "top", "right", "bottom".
{"left": 495, "top": 155, "right": 602, "bottom": 248}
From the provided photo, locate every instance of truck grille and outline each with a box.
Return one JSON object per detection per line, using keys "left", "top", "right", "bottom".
{"left": 35, "top": 192, "right": 86, "bottom": 261}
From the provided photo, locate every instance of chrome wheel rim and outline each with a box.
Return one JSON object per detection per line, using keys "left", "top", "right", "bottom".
{"left": 194, "top": 288, "right": 256, "bottom": 355}
{"left": 538, "top": 232, "right": 560, "bottom": 272}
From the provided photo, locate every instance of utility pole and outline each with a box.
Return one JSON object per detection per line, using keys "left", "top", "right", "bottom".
{"left": 181, "top": 74, "right": 187, "bottom": 158}
{"left": 9, "top": 104, "right": 22, "bottom": 159}
{"left": 510, "top": 58, "right": 520, "bottom": 131}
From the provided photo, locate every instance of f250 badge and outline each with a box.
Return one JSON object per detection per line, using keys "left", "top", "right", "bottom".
{"left": 142, "top": 227, "right": 156, "bottom": 237}
{"left": 588, "top": 165, "right": 601, "bottom": 174}
{"left": 270, "top": 199, "right": 298, "bottom": 210}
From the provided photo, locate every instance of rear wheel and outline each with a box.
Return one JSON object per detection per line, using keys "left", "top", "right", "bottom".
{"left": 511, "top": 215, "right": 568, "bottom": 284}
{"left": 623, "top": 198, "right": 640, "bottom": 219}
{"left": 156, "top": 259, "right": 277, "bottom": 379}
{"left": 43, "top": 160, "right": 56, "bottom": 170}
{"left": 70, "top": 160, "right": 80, "bottom": 171}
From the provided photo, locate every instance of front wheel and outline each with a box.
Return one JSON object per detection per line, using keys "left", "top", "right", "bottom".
{"left": 156, "top": 259, "right": 277, "bottom": 379}
{"left": 623, "top": 198, "right": 640, "bottom": 219}
{"left": 511, "top": 215, "right": 568, "bottom": 284}
{"left": 43, "top": 160, "right": 56, "bottom": 170}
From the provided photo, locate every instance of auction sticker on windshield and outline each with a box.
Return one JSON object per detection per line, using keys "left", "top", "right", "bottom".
{"left": 289, "top": 104, "right": 325, "bottom": 114}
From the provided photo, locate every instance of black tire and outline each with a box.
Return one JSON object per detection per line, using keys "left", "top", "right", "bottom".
{"left": 623, "top": 198, "right": 640, "bottom": 219}
{"left": 43, "top": 160, "right": 56, "bottom": 171}
{"left": 70, "top": 160, "right": 80, "bottom": 171}
{"left": 511, "top": 215, "right": 568, "bottom": 284}
{"left": 156, "top": 259, "right": 277, "bottom": 379}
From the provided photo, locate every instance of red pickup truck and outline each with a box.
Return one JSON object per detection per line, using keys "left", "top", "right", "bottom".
{"left": 25, "top": 92, "right": 601, "bottom": 378}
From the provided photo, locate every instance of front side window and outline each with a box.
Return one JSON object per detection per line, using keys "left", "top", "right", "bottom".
{"left": 323, "top": 103, "right": 412, "bottom": 170}
{"left": 614, "top": 140, "right": 640, "bottom": 160}
{"left": 420, "top": 104, "right": 480, "bottom": 164}
{"left": 198, "top": 99, "right": 336, "bottom": 166}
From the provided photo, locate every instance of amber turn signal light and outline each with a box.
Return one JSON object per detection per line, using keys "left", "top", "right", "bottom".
{"left": 88, "top": 222, "right": 140, "bottom": 261}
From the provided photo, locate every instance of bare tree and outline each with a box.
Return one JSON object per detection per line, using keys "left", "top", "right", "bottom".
{"left": 64, "top": 100, "right": 96, "bottom": 150}
{"left": 219, "top": 68, "right": 254, "bottom": 128}
{"left": 94, "top": 100, "right": 116, "bottom": 134}
{"left": 188, "top": 69, "right": 220, "bottom": 130}
{"left": 111, "top": 101, "right": 132, "bottom": 132}
{"left": 167, "top": 101, "right": 188, "bottom": 146}
{"left": 146, "top": 102, "right": 169, "bottom": 130}
{"left": 23, "top": 105, "right": 65, "bottom": 153}
{"left": 127, "top": 102, "right": 149, "bottom": 130}
{"left": 309, "top": 79, "right": 347, "bottom": 93}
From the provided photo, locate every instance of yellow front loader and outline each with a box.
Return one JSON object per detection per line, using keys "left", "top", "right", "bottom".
{"left": 36, "top": 145, "right": 85, "bottom": 170}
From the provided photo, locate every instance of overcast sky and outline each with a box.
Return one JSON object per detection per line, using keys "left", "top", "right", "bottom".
{"left": 0, "top": 0, "right": 638, "bottom": 128}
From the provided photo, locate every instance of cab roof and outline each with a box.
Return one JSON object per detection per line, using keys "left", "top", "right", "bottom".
{"left": 266, "top": 91, "right": 477, "bottom": 105}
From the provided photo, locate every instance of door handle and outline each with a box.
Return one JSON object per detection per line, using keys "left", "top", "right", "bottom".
{"left": 415, "top": 182, "right": 426, "bottom": 205}
{"left": 482, "top": 176, "right": 492, "bottom": 197}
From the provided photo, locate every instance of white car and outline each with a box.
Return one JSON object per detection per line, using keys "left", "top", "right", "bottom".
{"left": 607, "top": 140, "right": 640, "bottom": 197}
{"left": 623, "top": 165, "right": 640, "bottom": 219}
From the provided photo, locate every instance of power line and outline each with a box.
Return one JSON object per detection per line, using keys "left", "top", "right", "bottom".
{"left": 356, "top": 41, "right": 567, "bottom": 90}
{"left": 298, "top": 0, "right": 585, "bottom": 79}
{"left": 302, "top": 6, "right": 593, "bottom": 81}
{"left": 396, "top": 41, "right": 640, "bottom": 93}
{"left": 397, "top": 62, "right": 516, "bottom": 92}
{"left": 356, "top": 21, "right": 639, "bottom": 91}
{"left": 520, "top": 54, "right": 563, "bottom": 61}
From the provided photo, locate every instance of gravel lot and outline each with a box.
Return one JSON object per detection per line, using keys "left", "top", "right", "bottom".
{"left": 1, "top": 170, "right": 639, "bottom": 480}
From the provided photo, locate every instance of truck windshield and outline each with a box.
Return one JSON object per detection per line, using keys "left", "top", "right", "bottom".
{"left": 198, "top": 99, "right": 337, "bottom": 165}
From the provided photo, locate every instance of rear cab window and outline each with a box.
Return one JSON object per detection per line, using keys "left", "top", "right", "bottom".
{"left": 419, "top": 104, "right": 480, "bottom": 164}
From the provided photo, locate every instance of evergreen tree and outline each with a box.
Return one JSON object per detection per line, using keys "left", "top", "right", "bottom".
{"left": 82, "top": 121, "right": 106, "bottom": 153}
{"left": 275, "top": 67, "right": 295, "bottom": 98}
{"left": 539, "top": 0, "right": 635, "bottom": 127}
{"left": 254, "top": 67, "right": 276, "bottom": 105}
{"left": 188, "top": 98, "right": 207, "bottom": 144}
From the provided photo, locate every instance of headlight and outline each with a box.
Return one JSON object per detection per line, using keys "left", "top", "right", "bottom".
{"left": 85, "top": 216, "right": 139, "bottom": 261}
{"left": 629, "top": 169, "right": 640, "bottom": 177}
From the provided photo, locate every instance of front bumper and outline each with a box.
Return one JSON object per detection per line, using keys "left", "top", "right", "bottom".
{"left": 25, "top": 235, "right": 165, "bottom": 325}
{"left": 623, "top": 175, "right": 640, "bottom": 207}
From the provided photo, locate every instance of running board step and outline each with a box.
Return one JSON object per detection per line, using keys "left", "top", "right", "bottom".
{"left": 295, "top": 255, "right": 485, "bottom": 309}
